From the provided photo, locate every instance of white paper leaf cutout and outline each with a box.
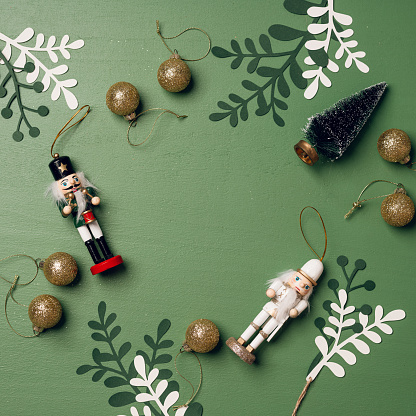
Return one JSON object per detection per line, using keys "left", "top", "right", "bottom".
{"left": 35, "top": 33, "right": 45, "bottom": 48}
{"left": 343, "top": 318, "right": 356, "bottom": 327}
{"left": 15, "top": 27, "right": 34, "bottom": 43}
{"left": 333, "top": 11, "right": 353, "bottom": 25}
{"left": 51, "top": 84, "right": 61, "bottom": 101}
{"left": 359, "top": 313, "right": 368, "bottom": 327}
{"left": 378, "top": 323, "right": 393, "bottom": 335}
{"left": 350, "top": 338, "right": 370, "bottom": 354}
{"left": 130, "top": 407, "right": 140, "bottom": 416}
{"left": 338, "top": 290, "right": 348, "bottom": 307}
{"left": 62, "top": 87, "right": 78, "bottom": 109}
{"left": 147, "top": 368, "right": 159, "bottom": 385}
{"left": 26, "top": 64, "right": 40, "bottom": 83}
{"left": 143, "top": 406, "right": 151, "bottom": 416}
{"left": 175, "top": 407, "right": 188, "bottom": 416}
{"left": 337, "top": 349, "right": 357, "bottom": 365}
{"left": 363, "top": 330, "right": 382, "bottom": 344}
{"left": 315, "top": 336, "right": 328, "bottom": 355}
{"left": 133, "top": 355, "right": 146, "bottom": 379}
{"left": 325, "top": 361, "right": 345, "bottom": 377}
{"left": 383, "top": 309, "right": 406, "bottom": 322}
{"left": 307, "top": 6, "right": 328, "bottom": 18}
{"left": 330, "top": 302, "right": 342, "bottom": 314}
{"left": 129, "top": 378, "right": 148, "bottom": 387}
{"left": 67, "top": 39, "right": 85, "bottom": 49}
{"left": 323, "top": 327, "right": 337, "bottom": 339}
{"left": 163, "top": 391, "right": 180, "bottom": 409}
{"left": 344, "top": 306, "right": 355, "bottom": 315}
{"left": 304, "top": 76, "right": 320, "bottom": 100}
{"left": 135, "top": 393, "right": 154, "bottom": 403}
{"left": 375, "top": 305, "right": 384, "bottom": 322}
{"left": 328, "top": 316, "right": 340, "bottom": 327}
{"left": 155, "top": 380, "right": 168, "bottom": 398}
{"left": 307, "top": 23, "right": 328, "bottom": 35}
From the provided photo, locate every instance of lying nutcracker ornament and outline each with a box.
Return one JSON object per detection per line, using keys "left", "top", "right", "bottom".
{"left": 226, "top": 207, "right": 327, "bottom": 364}
{"left": 46, "top": 106, "right": 123, "bottom": 275}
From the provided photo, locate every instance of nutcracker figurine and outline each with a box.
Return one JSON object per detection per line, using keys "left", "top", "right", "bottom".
{"left": 47, "top": 154, "right": 123, "bottom": 275}
{"left": 226, "top": 258, "right": 323, "bottom": 364}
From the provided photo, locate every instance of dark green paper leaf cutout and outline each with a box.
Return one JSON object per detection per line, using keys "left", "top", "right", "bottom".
{"left": 284, "top": 0, "right": 318, "bottom": 15}
{"left": 0, "top": 49, "right": 49, "bottom": 141}
{"left": 108, "top": 392, "right": 136, "bottom": 408}
{"left": 76, "top": 303, "right": 196, "bottom": 414}
{"left": 185, "top": 402, "right": 204, "bottom": 416}
{"left": 208, "top": 0, "right": 347, "bottom": 128}
{"left": 268, "top": 24, "right": 306, "bottom": 41}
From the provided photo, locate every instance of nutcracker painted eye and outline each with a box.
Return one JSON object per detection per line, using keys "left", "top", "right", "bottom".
{"left": 61, "top": 180, "right": 68, "bottom": 187}
{"left": 73, "top": 176, "right": 79, "bottom": 182}
{"left": 296, "top": 276, "right": 300, "bottom": 281}
{"left": 305, "top": 285, "right": 310, "bottom": 290}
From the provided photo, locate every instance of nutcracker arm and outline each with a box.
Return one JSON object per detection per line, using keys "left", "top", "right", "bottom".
{"left": 291, "top": 299, "right": 309, "bottom": 317}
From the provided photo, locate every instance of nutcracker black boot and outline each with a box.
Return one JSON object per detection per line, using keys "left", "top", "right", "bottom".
{"left": 85, "top": 239, "right": 104, "bottom": 264}
{"left": 96, "top": 236, "right": 114, "bottom": 260}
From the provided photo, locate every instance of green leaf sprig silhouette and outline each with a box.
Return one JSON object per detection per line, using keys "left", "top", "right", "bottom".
{"left": 0, "top": 49, "right": 48, "bottom": 141}
{"left": 76, "top": 301, "right": 203, "bottom": 416}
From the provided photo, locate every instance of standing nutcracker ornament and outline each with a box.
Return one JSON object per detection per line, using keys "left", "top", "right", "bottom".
{"left": 47, "top": 106, "right": 123, "bottom": 275}
{"left": 226, "top": 207, "right": 327, "bottom": 364}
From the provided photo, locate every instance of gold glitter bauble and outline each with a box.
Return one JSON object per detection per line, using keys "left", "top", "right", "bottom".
{"left": 157, "top": 54, "right": 191, "bottom": 93}
{"left": 106, "top": 82, "right": 140, "bottom": 119}
{"left": 28, "top": 295, "right": 62, "bottom": 330}
{"left": 183, "top": 319, "right": 219, "bottom": 353}
{"left": 380, "top": 189, "right": 415, "bottom": 227}
{"left": 41, "top": 252, "right": 78, "bottom": 286}
{"left": 377, "top": 129, "right": 411, "bottom": 164}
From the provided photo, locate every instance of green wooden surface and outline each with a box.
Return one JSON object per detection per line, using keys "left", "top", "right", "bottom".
{"left": 0, "top": 1, "right": 414, "bottom": 415}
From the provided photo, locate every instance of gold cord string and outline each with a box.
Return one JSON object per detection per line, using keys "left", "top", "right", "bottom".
{"left": 156, "top": 20, "right": 211, "bottom": 61}
{"left": 0, "top": 255, "right": 40, "bottom": 338}
{"left": 172, "top": 348, "right": 203, "bottom": 411}
{"left": 50, "top": 105, "right": 91, "bottom": 157}
{"left": 344, "top": 180, "right": 401, "bottom": 219}
{"left": 406, "top": 161, "right": 416, "bottom": 171}
{"left": 292, "top": 377, "right": 313, "bottom": 416}
{"left": 127, "top": 108, "right": 187, "bottom": 146}
{"left": 299, "top": 206, "right": 327, "bottom": 262}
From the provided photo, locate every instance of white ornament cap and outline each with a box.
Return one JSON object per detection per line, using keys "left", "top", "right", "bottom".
{"left": 298, "top": 259, "right": 324, "bottom": 286}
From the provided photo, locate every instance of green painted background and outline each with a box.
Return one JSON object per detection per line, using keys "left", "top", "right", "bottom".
{"left": 0, "top": 0, "right": 414, "bottom": 415}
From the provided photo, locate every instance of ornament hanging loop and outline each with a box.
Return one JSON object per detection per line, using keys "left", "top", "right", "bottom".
{"left": 1, "top": 255, "right": 40, "bottom": 338}
{"left": 127, "top": 108, "right": 187, "bottom": 146}
{"left": 344, "top": 180, "right": 401, "bottom": 219}
{"left": 172, "top": 348, "right": 203, "bottom": 411}
{"left": 299, "top": 206, "right": 327, "bottom": 262}
{"left": 156, "top": 20, "right": 211, "bottom": 61}
{"left": 50, "top": 105, "right": 91, "bottom": 157}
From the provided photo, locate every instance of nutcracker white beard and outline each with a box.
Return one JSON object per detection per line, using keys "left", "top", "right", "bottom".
{"left": 267, "top": 270, "right": 313, "bottom": 324}
{"left": 45, "top": 171, "right": 97, "bottom": 222}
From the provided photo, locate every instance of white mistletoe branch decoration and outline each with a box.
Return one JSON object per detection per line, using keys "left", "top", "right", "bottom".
{"left": 307, "top": 289, "right": 405, "bottom": 381}
{"left": 0, "top": 27, "right": 84, "bottom": 109}
{"left": 303, "top": 0, "right": 369, "bottom": 99}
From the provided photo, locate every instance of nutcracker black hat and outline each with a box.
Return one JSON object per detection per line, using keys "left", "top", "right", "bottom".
{"left": 49, "top": 155, "right": 75, "bottom": 180}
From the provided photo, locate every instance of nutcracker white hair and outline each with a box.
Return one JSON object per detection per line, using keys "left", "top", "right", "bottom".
{"left": 45, "top": 171, "right": 98, "bottom": 221}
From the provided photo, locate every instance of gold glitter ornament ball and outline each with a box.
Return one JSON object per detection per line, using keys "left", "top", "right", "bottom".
{"left": 381, "top": 189, "right": 415, "bottom": 227}
{"left": 377, "top": 129, "right": 411, "bottom": 164}
{"left": 157, "top": 53, "right": 191, "bottom": 93}
{"left": 183, "top": 319, "right": 219, "bottom": 353}
{"left": 41, "top": 252, "right": 78, "bottom": 286}
{"left": 106, "top": 82, "right": 140, "bottom": 119}
{"left": 28, "top": 294, "right": 62, "bottom": 331}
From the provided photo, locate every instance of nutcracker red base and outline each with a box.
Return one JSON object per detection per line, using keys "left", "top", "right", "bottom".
{"left": 90, "top": 255, "right": 123, "bottom": 275}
